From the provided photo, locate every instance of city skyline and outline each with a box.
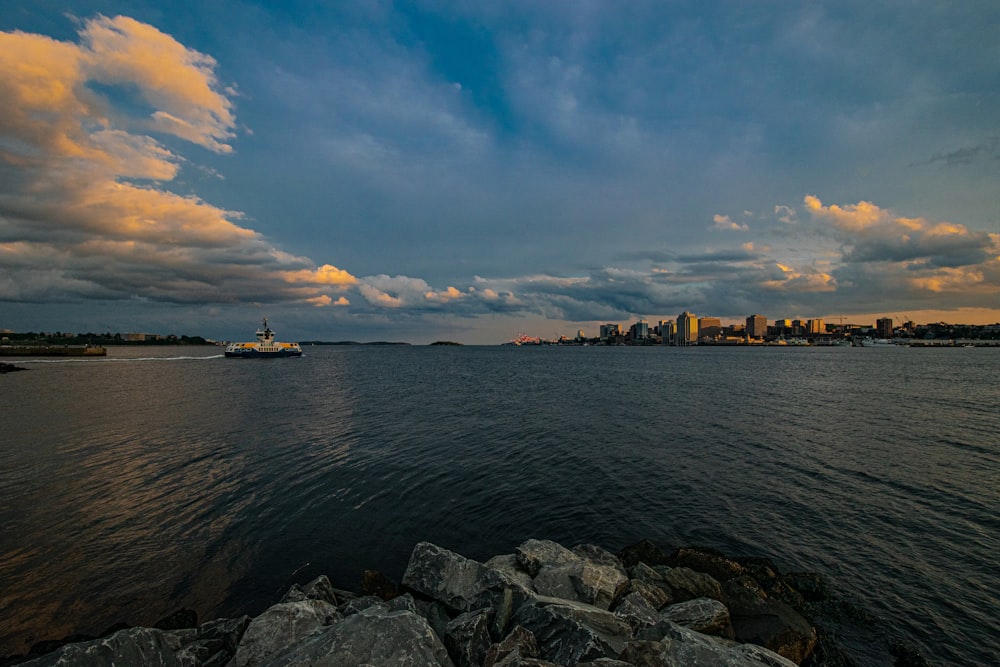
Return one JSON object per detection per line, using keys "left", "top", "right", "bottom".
{"left": 1, "top": 3, "right": 998, "bottom": 344}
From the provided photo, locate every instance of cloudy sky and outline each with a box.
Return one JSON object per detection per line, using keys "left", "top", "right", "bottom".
{"left": 1, "top": 1, "right": 998, "bottom": 343}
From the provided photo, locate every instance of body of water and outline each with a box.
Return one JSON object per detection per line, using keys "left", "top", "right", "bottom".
{"left": 1, "top": 345, "right": 997, "bottom": 665}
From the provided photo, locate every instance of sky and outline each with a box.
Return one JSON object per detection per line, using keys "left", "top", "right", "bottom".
{"left": 1, "top": 1, "right": 998, "bottom": 344}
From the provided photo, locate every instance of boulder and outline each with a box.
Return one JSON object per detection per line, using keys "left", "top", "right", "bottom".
{"left": 282, "top": 575, "right": 338, "bottom": 606}
{"left": 617, "top": 539, "right": 673, "bottom": 568}
{"left": 173, "top": 615, "right": 250, "bottom": 667}
{"left": 531, "top": 545, "right": 628, "bottom": 610}
{"left": 614, "top": 578, "right": 672, "bottom": 611}
{"left": 361, "top": 568, "right": 399, "bottom": 600}
{"left": 659, "top": 597, "right": 734, "bottom": 638}
{"left": 620, "top": 621, "right": 798, "bottom": 667}
{"left": 611, "top": 592, "right": 660, "bottom": 633}
{"left": 484, "top": 625, "right": 540, "bottom": 667}
{"left": 264, "top": 606, "right": 453, "bottom": 666}
{"left": 387, "top": 592, "right": 419, "bottom": 614}
{"left": 515, "top": 539, "right": 578, "bottom": 577}
{"left": 485, "top": 554, "right": 536, "bottom": 591}
{"left": 444, "top": 608, "right": 493, "bottom": 667}
{"left": 670, "top": 547, "right": 747, "bottom": 582}
{"left": 511, "top": 595, "right": 633, "bottom": 665}
{"left": 340, "top": 595, "right": 387, "bottom": 617}
{"left": 724, "top": 576, "right": 816, "bottom": 664}
{"left": 402, "top": 541, "right": 490, "bottom": 613}
{"left": 230, "top": 598, "right": 340, "bottom": 667}
{"left": 660, "top": 566, "right": 725, "bottom": 603}
{"left": 18, "top": 627, "right": 181, "bottom": 667}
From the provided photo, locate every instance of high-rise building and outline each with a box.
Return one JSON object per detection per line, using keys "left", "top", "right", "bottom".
{"left": 659, "top": 320, "right": 676, "bottom": 345}
{"left": 807, "top": 319, "right": 824, "bottom": 334}
{"left": 876, "top": 317, "right": 894, "bottom": 339}
{"left": 599, "top": 323, "right": 621, "bottom": 340}
{"left": 698, "top": 317, "right": 722, "bottom": 340}
{"left": 746, "top": 314, "right": 767, "bottom": 339}
{"left": 677, "top": 312, "right": 698, "bottom": 345}
{"left": 632, "top": 320, "right": 649, "bottom": 340}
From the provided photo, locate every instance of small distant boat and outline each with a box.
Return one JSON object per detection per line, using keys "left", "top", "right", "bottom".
{"left": 225, "top": 318, "right": 302, "bottom": 358}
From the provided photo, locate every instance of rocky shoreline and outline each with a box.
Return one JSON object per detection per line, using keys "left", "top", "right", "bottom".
{"left": 5, "top": 538, "right": 929, "bottom": 666}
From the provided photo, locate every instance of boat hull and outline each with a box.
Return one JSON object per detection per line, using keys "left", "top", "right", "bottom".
{"left": 225, "top": 348, "right": 302, "bottom": 358}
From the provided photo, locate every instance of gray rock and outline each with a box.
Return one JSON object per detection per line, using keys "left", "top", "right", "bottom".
{"left": 174, "top": 615, "right": 250, "bottom": 667}
{"left": 444, "top": 608, "right": 493, "bottom": 667}
{"left": 387, "top": 592, "right": 418, "bottom": 614}
{"left": 531, "top": 544, "right": 628, "bottom": 610}
{"left": 263, "top": 607, "right": 453, "bottom": 666}
{"left": 511, "top": 595, "right": 633, "bottom": 665}
{"left": 724, "top": 576, "right": 817, "bottom": 664}
{"left": 576, "top": 660, "right": 637, "bottom": 667}
{"left": 402, "top": 541, "right": 491, "bottom": 613}
{"left": 670, "top": 547, "right": 747, "bottom": 582}
{"left": 281, "top": 576, "right": 337, "bottom": 606}
{"left": 611, "top": 592, "right": 661, "bottom": 634}
{"left": 485, "top": 554, "right": 536, "bottom": 591}
{"left": 19, "top": 627, "right": 181, "bottom": 667}
{"left": 661, "top": 566, "right": 725, "bottom": 603}
{"left": 340, "top": 595, "right": 387, "bottom": 617}
{"left": 230, "top": 599, "right": 340, "bottom": 667}
{"left": 515, "top": 539, "right": 578, "bottom": 577}
{"left": 660, "top": 596, "right": 734, "bottom": 638}
{"left": 484, "top": 625, "right": 540, "bottom": 667}
{"left": 415, "top": 598, "right": 455, "bottom": 643}
{"left": 615, "top": 578, "right": 673, "bottom": 610}
{"left": 620, "top": 621, "right": 798, "bottom": 667}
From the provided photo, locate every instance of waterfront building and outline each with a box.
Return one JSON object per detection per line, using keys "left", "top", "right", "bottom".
{"left": 746, "top": 314, "right": 767, "bottom": 339}
{"left": 599, "top": 323, "right": 621, "bottom": 340}
{"left": 677, "top": 312, "right": 698, "bottom": 345}
{"left": 877, "top": 317, "right": 894, "bottom": 339}
{"left": 659, "top": 320, "right": 676, "bottom": 345}
{"left": 698, "top": 317, "right": 722, "bottom": 341}
{"left": 631, "top": 320, "right": 650, "bottom": 341}
{"left": 807, "top": 319, "right": 824, "bottom": 335}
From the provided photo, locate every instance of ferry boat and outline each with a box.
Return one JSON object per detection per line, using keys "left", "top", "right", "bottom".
{"left": 225, "top": 318, "right": 302, "bottom": 358}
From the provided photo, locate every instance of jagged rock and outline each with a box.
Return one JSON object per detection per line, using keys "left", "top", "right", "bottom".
{"left": 620, "top": 621, "right": 799, "bottom": 667}
{"left": 531, "top": 547, "right": 628, "bottom": 610}
{"left": 736, "top": 558, "right": 808, "bottom": 611}
{"left": 611, "top": 591, "right": 661, "bottom": 633}
{"left": 618, "top": 539, "right": 673, "bottom": 568}
{"left": 576, "top": 660, "right": 635, "bottom": 667}
{"left": 671, "top": 547, "right": 747, "bottom": 582}
{"left": 415, "top": 598, "right": 455, "bottom": 642}
{"left": 616, "top": 578, "right": 673, "bottom": 611}
{"left": 511, "top": 595, "right": 632, "bottom": 665}
{"left": 444, "top": 608, "right": 493, "bottom": 667}
{"left": 484, "top": 625, "right": 540, "bottom": 667}
{"left": 725, "top": 576, "right": 817, "bottom": 664}
{"left": 230, "top": 598, "right": 340, "bottom": 667}
{"left": 264, "top": 606, "right": 453, "bottom": 666}
{"left": 19, "top": 627, "right": 181, "bottom": 666}
{"left": 173, "top": 616, "right": 250, "bottom": 667}
{"left": 515, "top": 539, "right": 578, "bottom": 577}
{"left": 402, "top": 541, "right": 491, "bottom": 612}
{"left": 485, "top": 554, "right": 536, "bottom": 591}
{"left": 660, "top": 596, "right": 734, "bottom": 638}
{"left": 281, "top": 575, "right": 337, "bottom": 605}
{"left": 340, "top": 595, "right": 386, "bottom": 616}
{"left": 660, "top": 566, "right": 725, "bottom": 603}
{"left": 387, "top": 592, "right": 418, "bottom": 613}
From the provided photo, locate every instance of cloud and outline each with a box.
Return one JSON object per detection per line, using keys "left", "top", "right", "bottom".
{"left": 0, "top": 16, "right": 356, "bottom": 310}
{"left": 712, "top": 214, "right": 749, "bottom": 232}
{"left": 774, "top": 205, "right": 797, "bottom": 224}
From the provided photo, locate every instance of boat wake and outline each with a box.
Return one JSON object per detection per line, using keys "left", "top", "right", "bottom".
{"left": 14, "top": 354, "right": 226, "bottom": 364}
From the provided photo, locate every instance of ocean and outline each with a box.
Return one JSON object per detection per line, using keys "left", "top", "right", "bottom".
{"left": 1, "top": 345, "right": 997, "bottom": 665}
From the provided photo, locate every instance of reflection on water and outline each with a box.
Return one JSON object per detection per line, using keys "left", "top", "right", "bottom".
{"left": 1, "top": 346, "right": 998, "bottom": 665}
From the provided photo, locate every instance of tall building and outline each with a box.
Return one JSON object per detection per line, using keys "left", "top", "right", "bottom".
{"left": 631, "top": 320, "right": 649, "bottom": 341}
{"left": 659, "top": 320, "right": 676, "bottom": 345}
{"left": 746, "top": 314, "right": 767, "bottom": 339}
{"left": 677, "top": 312, "right": 698, "bottom": 345}
{"left": 698, "top": 317, "right": 722, "bottom": 340}
{"left": 807, "top": 318, "right": 824, "bottom": 334}
{"left": 876, "top": 317, "right": 894, "bottom": 339}
{"left": 599, "top": 323, "right": 621, "bottom": 340}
